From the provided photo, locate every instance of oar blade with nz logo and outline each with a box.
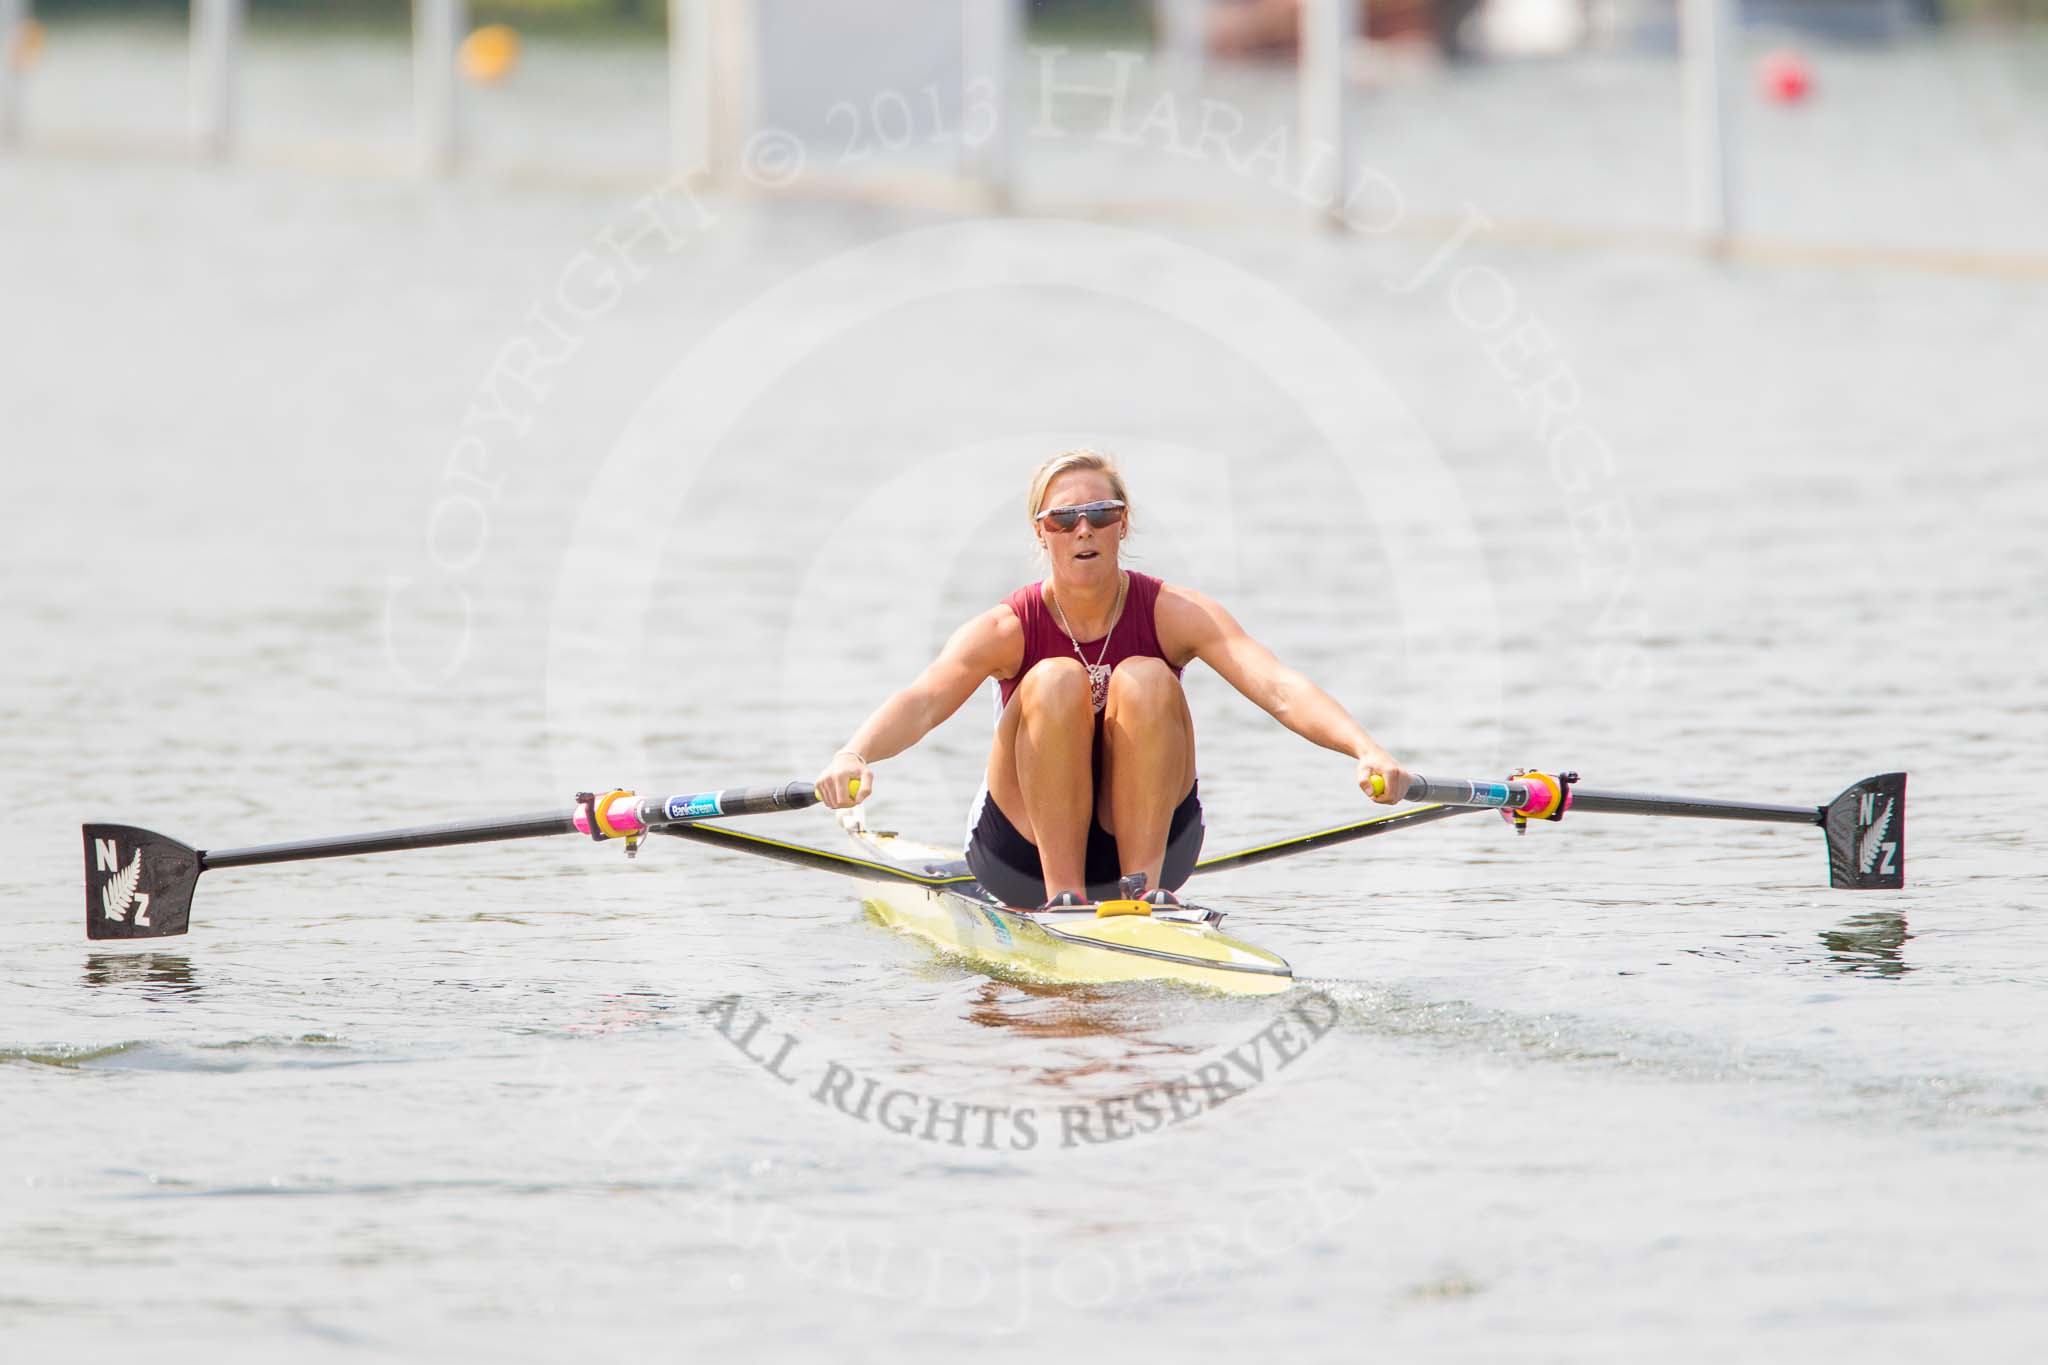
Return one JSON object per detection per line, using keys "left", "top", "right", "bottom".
{"left": 83, "top": 825, "right": 203, "bottom": 940}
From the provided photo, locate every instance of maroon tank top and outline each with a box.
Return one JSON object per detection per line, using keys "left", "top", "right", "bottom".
{"left": 998, "top": 571, "right": 1180, "bottom": 711}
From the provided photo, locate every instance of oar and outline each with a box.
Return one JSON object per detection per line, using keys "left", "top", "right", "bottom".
{"left": 1193, "top": 802, "right": 1482, "bottom": 876}
{"left": 81, "top": 780, "right": 860, "bottom": 942}
{"left": 1362, "top": 768, "right": 1907, "bottom": 889}
{"left": 652, "top": 821, "right": 979, "bottom": 890}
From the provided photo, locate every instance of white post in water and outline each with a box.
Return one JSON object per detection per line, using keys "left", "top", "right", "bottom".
{"left": 669, "top": 0, "right": 753, "bottom": 180}
{"left": 1159, "top": 0, "right": 1205, "bottom": 93}
{"left": 1298, "top": 0, "right": 1348, "bottom": 225}
{"left": 669, "top": 0, "right": 707, "bottom": 175}
{"left": 1681, "top": 0, "right": 1739, "bottom": 248}
{"left": 415, "top": 0, "right": 466, "bottom": 173}
{"left": 0, "top": 0, "right": 27, "bottom": 147}
{"left": 189, "top": 0, "right": 243, "bottom": 158}
{"left": 960, "top": 0, "right": 1017, "bottom": 204}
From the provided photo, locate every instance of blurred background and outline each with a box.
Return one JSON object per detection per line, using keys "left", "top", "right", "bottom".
{"left": 3, "top": 2, "right": 2045, "bottom": 1361}
{"left": 2, "top": 0, "right": 2042, "bottom": 253}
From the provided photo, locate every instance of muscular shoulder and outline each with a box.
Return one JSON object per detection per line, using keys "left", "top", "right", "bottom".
{"left": 948, "top": 601, "right": 1027, "bottom": 681}
{"left": 1152, "top": 581, "right": 1238, "bottom": 667}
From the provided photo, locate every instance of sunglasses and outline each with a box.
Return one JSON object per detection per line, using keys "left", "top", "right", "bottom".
{"left": 1034, "top": 499, "right": 1126, "bottom": 533}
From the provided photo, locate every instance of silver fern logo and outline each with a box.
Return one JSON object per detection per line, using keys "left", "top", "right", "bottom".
{"left": 94, "top": 838, "right": 152, "bottom": 927}
{"left": 1857, "top": 796, "right": 1896, "bottom": 878}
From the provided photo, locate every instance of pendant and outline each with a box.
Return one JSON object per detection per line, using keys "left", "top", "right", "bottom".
{"left": 1086, "top": 663, "right": 1110, "bottom": 712}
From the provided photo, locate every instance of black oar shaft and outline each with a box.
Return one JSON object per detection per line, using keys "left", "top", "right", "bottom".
{"left": 202, "top": 812, "right": 576, "bottom": 870}
{"left": 1568, "top": 788, "right": 1818, "bottom": 824}
{"left": 1399, "top": 775, "right": 1820, "bottom": 825}
{"left": 197, "top": 780, "right": 825, "bottom": 872}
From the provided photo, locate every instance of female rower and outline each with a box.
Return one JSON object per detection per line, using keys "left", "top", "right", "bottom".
{"left": 815, "top": 450, "right": 1410, "bottom": 910}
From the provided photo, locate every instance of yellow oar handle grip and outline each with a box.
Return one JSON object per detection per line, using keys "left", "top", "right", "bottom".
{"left": 815, "top": 777, "right": 861, "bottom": 803}
{"left": 1370, "top": 773, "right": 1387, "bottom": 799}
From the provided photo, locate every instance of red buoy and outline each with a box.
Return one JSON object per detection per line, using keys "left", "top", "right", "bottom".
{"left": 1758, "top": 49, "right": 1813, "bottom": 104}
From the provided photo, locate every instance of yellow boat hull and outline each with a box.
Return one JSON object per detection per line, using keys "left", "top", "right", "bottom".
{"left": 847, "top": 825, "right": 1293, "bottom": 996}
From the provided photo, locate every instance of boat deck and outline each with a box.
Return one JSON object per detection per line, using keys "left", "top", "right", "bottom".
{"left": 840, "top": 815, "right": 1294, "bottom": 995}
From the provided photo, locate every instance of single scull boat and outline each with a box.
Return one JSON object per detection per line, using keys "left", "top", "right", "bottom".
{"left": 81, "top": 767, "right": 1907, "bottom": 994}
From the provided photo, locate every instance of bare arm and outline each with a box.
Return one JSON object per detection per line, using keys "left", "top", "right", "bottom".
{"left": 815, "top": 605, "right": 1023, "bottom": 808}
{"left": 1156, "top": 584, "right": 1411, "bottom": 805}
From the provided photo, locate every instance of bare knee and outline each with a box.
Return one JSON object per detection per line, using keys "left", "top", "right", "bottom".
{"left": 1104, "top": 656, "right": 1178, "bottom": 714}
{"left": 1017, "top": 657, "right": 1092, "bottom": 716}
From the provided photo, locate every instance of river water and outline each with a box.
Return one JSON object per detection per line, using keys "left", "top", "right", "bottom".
{"left": 2, "top": 22, "right": 2045, "bottom": 1363}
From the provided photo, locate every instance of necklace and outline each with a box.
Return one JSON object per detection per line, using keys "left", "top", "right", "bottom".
{"left": 1047, "top": 572, "right": 1126, "bottom": 713}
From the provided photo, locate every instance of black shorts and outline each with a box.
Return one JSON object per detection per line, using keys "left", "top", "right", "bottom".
{"left": 965, "top": 780, "right": 1205, "bottom": 909}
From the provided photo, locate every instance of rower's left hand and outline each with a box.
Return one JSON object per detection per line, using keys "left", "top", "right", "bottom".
{"left": 1356, "top": 749, "right": 1410, "bottom": 806}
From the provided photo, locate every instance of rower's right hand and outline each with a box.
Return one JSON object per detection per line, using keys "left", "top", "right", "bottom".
{"left": 815, "top": 752, "right": 872, "bottom": 809}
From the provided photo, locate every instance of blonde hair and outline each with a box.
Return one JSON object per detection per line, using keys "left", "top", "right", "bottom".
{"left": 1025, "top": 449, "right": 1134, "bottom": 532}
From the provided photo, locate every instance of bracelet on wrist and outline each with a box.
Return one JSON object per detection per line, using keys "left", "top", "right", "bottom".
{"left": 836, "top": 748, "right": 870, "bottom": 767}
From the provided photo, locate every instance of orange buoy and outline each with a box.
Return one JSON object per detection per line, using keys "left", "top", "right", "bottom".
{"left": 1758, "top": 49, "right": 1812, "bottom": 105}
{"left": 458, "top": 24, "right": 521, "bottom": 85}
{"left": 10, "top": 18, "right": 47, "bottom": 72}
